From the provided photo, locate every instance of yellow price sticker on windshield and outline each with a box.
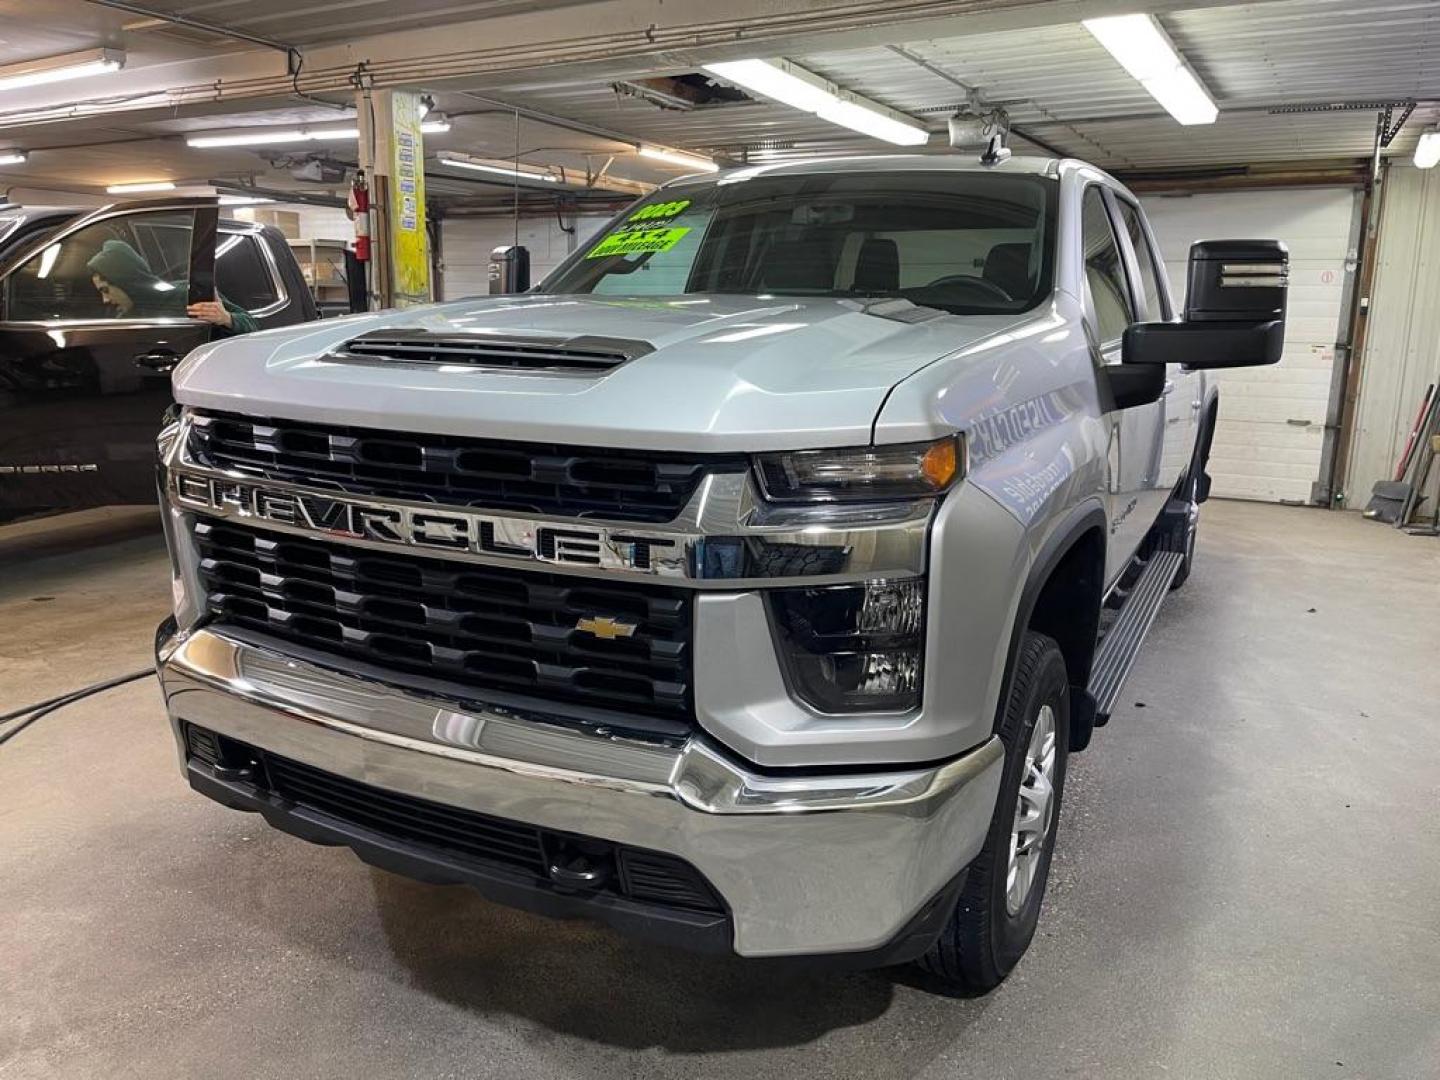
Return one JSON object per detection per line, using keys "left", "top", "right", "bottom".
{"left": 586, "top": 226, "right": 691, "bottom": 259}
{"left": 627, "top": 199, "right": 691, "bottom": 224}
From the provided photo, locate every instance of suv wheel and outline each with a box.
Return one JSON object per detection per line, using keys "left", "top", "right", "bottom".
{"left": 917, "top": 631, "right": 1069, "bottom": 994}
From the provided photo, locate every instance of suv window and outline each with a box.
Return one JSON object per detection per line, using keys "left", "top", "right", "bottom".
{"left": 1116, "top": 200, "right": 1168, "bottom": 321}
{"left": 1080, "top": 188, "right": 1132, "bottom": 344}
{"left": 216, "top": 232, "right": 280, "bottom": 311}
{"left": 3, "top": 209, "right": 195, "bottom": 322}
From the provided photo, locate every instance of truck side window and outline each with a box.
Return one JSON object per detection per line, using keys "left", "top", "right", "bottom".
{"left": 216, "top": 233, "right": 281, "bottom": 311}
{"left": 1115, "top": 200, "right": 1169, "bottom": 321}
{"left": 1080, "top": 188, "right": 1132, "bottom": 345}
{"left": 2, "top": 210, "right": 195, "bottom": 323}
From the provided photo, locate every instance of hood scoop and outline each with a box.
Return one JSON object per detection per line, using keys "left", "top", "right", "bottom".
{"left": 335, "top": 328, "right": 652, "bottom": 373}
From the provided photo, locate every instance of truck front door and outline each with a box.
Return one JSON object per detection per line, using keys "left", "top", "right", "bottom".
{"left": 0, "top": 200, "right": 219, "bottom": 513}
{"left": 1080, "top": 185, "right": 1165, "bottom": 585}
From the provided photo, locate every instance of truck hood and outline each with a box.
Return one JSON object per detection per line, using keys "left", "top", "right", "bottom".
{"left": 173, "top": 294, "right": 1026, "bottom": 451}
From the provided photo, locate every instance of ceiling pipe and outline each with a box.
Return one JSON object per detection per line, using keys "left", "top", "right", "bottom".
{"left": 82, "top": 0, "right": 296, "bottom": 58}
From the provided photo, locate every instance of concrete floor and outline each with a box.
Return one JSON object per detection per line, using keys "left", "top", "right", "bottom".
{"left": 1, "top": 500, "right": 1438, "bottom": 1080}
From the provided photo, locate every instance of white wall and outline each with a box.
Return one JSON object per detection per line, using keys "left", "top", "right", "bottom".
{"left": 1141, "top": 188, "right": 1359, "bottom": 503}
{"left": 1344, "top": 164, "right": 1440, "bottom": 506}
{"left": 230, "top": 203, "right": 351, "bottom": 242}
{"left": 440, "top": 213, "right": 611, "bottom": 299}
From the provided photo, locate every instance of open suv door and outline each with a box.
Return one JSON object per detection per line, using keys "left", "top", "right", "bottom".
{"left": 0, "top": 197, "right": 314, "bottom": 515}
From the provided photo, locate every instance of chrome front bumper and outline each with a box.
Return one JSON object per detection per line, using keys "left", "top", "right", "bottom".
{"left": 157, "top": 625, "right": 1005, "bottom": 958}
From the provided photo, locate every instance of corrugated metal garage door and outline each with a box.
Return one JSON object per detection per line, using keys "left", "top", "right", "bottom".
{"left": 1343, "top": 165, "right": 1440, "bottom": 506}
{"left": 1141, "top": 188, "right": 1359, "bottom": 503}
{"left": 440, "top": 214, "right": 610, "bottom": 299}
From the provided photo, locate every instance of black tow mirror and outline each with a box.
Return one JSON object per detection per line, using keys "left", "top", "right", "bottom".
{"left": 1185, "top": 239, "right": 1288, "bottom": 324}
{"left": 1102, "top": 362, "right": 1166, "bottom": 411}
{"left": 1123, "top": 238, "right": 1288, "bottom": 371}
{"left": 1123, "top": 319, "right": 1285, "bottom": 369}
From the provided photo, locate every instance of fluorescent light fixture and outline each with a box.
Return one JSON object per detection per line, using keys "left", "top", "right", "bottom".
{"left": 218, "top": 195, "right": 274, "bottom": 206}
{"left": 188, "top": 125, "right": 358, "bottom": 148}
{"left": 638, "top": 146, "right": 719, "bottom": 172}
{"left": 703, "top": 59, "right": 834, "bottom": 113}
{"left": 436, "top": 151, "right": 561, "bottom": 183}
{"left": 1415, "top": 128, "right": 1440, "bottom": 169}
{"left": 106, "top": 181, "right": 176, "bottom": 193}
{"left": 0, "top": 48, "right": 124, "bottom": 94}
{"left": 1083, "top": 14, "right": 1218, "bottom": 126}
{"left": 703, "top": 57, "right": 929, "bottom": 146}
{"left": 187, "top": 120, "right": 450, "bottom": 148}
{"left": 817, "top": 100, "right": 928, "bottom": 146}
{"left": 0, "top": 151, "right": 26, "bottom": 166}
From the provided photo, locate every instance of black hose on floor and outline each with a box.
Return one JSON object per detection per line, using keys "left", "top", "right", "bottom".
{"left": 0, "top": 669, "right": 153, "bottom": 747}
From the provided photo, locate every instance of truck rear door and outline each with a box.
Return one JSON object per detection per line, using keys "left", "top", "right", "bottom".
{"left": 0, "top": 198, "right": 219, "bottom": 513}
{"left": 1111, "top": 195, "right": 1200, "bottom": 496}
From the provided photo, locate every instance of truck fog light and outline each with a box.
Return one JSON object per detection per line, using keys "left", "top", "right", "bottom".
{"left": 767, "top": 578, "right": 925, "bottom": 713}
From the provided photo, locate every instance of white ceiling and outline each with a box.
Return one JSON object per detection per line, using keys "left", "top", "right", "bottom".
{"left": 0, "top": 0, "right": 1436, "bottom": 205}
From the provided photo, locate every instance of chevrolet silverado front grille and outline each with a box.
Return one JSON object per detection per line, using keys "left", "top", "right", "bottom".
{"left": 184, "top": 725, "right": 725, "bottom": 914}
{"left": 189, "top": 411, "right": 744, "bottom": 523}
{"left": 193, "top": 519, "right": 694, "bottom": 726}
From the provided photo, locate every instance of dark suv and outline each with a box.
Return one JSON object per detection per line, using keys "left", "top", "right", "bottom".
{"left": 0, "top": 197, "right": 317, "bottom": 515}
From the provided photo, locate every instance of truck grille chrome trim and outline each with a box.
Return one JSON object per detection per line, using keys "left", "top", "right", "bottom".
{"left": 187, "top": 409, "right": 729, "bottom": 523}
{"left": 166, "top": 414, "right": 931, "bottom": 587}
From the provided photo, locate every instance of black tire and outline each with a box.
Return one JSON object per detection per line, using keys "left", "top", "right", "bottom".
{"left": 1169, "top": 510, "right": 1197, "bottom": 590}
{"left": 1171, "top": 406, "right": 1214, "bottom": 591}
{"left": 917, "top": 631, "right": 1070, "bottom": 994}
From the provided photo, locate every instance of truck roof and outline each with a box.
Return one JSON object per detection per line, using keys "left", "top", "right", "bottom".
{"left": 669, "top": 153, "right": 1065, "bottom": 187}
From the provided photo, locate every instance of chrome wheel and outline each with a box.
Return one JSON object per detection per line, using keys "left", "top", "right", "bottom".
{"left": 1006, "top": 703, "right": 1057, "bottom": 915}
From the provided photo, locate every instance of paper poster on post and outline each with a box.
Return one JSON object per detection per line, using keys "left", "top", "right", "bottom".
{"left": 387, "top": 91, "right": 431, "bottom": 306}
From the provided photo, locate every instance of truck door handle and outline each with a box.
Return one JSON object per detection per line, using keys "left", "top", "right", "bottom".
{"left": 134, "top": 348, "right": 179, "bottom": 374}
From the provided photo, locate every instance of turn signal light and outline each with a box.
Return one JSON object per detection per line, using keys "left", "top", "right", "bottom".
{"left": 753, "top": 435, "right": 965, "bottom": 504}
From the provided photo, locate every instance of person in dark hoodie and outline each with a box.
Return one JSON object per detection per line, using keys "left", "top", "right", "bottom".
{"left": 86, "top": 239, "right": 258, "bottom": 334}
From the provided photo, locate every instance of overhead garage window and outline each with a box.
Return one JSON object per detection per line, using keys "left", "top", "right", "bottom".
{"left": 215, "top": 233, "right": 280, "bottom": 312}
{"left": 2, "top": 209, "right": 195, "bottom": 322}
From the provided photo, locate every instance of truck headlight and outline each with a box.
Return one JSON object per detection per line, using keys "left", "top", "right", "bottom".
{"left": 753, "top": 435, "right": 962, "bottom": 504}
{"left": 768, "top": 578, "right": 925, "bottom": 713}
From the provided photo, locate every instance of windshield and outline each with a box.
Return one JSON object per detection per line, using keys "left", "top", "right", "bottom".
{"left": 541, "top": 170, "right": 1056, "bottom": 316}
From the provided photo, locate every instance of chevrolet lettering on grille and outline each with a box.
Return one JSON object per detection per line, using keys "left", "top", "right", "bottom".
{"left": 171, "top": 472, "right": 680, "bottom": 575}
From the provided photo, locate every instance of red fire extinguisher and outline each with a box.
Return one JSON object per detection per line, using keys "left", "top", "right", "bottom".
{"left": 350, "top": 173, "right": 371, "bottom": 263}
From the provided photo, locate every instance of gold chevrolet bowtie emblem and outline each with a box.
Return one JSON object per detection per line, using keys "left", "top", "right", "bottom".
{"left": 575, "top": 615, "right": 639, "bottom": 640}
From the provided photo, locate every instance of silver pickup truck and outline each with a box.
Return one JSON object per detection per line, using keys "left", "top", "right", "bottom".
{"left": 154, "top": 155, "right": 1286, "bottom": 993}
